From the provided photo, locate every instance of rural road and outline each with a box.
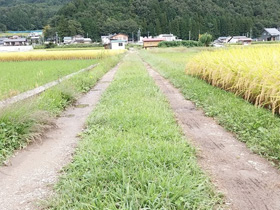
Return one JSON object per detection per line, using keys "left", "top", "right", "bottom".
{"left": 143, "top": 59, "right": 280, "bottom": 210}
{"left": 0, "top": 63, "right": 120, "bottom": 210}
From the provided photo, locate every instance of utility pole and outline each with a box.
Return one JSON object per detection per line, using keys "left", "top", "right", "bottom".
{"left": 148, "top": 31, "right": 150, "bottom": 38}
{"left": 250, "top": 28, "right": 253, "bottom": 38}
{"left": 189, "top": 31, "right": 191, "bottom": 40}
{"left": 137, "top": 28, "right": 141, "bottom": 41}
{"left": 132, "top": 32, "right": 134, "bottom": 42}
{"left": 55, "top": 32, "right": 58, "bottom": 45}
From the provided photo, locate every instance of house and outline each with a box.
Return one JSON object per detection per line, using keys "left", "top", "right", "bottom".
{"left": 260, "top": 28, "right": 280, "bottom": 41}
{"left": 227, "top": 36, "right": 252, "bottom": 44}
{"left": 4, "top": 37, "right": 27, "bottom": 46}
{"left": 101, "top": 33, "right": 129, "bottom": 45}
{"left": 236, "top": 37, "right": 252, "bottom": 45}
{"left": 72, "top": 35, "right": 84, "bottom": 44}
{"left": 110, "top": 39, "right": 126, "bottom": 50}
{"left": 110, "top": 33, "right": 128, "bottom": 42}
{"left": 157, "top": 34, "right": 177, "bottom": 41}
{"left": 214, "top": 37, "right": 228, "bottom": 44}
{"left": 63, "top": 37, "right": 72, "bottom": 44}
{"left": 71, "top": 35, "right": 92, "bottom": 44}
{"left": 0, "top": 38, "right": 6, "bottom": 45}
{"left": 84, "top": 38, "right": 92, "bottom": 44}
{"left": 101, "top": 36, "right": 110, "bottom": 45}
{"left": 143, "top": 38, "right": 165, "bottom": 49}
{"left": 30, "top": 36, "right": 40, "bottom": 44}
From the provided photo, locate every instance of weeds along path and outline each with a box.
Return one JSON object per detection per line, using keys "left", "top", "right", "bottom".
{"left": 45, "top": 52, "right": 220, "bottom": 209}
{"left": 142, "top": 59, "right": 280, "bottom": 210}
{"left": 0, "top": 62, "right": 121, "bottom": 210}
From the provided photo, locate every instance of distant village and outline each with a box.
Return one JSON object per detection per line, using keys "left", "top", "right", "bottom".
{"left": 0, "top": 27, "right": 280, "bottom": 52}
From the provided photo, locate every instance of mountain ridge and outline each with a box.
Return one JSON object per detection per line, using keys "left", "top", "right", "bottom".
{"left": 1, "top": 0, "right": 280, "bottom": 40}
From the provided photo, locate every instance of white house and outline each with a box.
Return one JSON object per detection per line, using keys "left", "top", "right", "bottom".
{"left": 110, "top": 39, "right": 126, "bottom": 50}
{"left": 228, "top": 36, "right": 252, "bottom": 44}
{"left": 63, "top": 37, "right": 72, "bottom": 44}
{"left": 101, "top": 36, "right": 110, "bottom": 44}
{"left": 157, "top": 34, "right": 177, "bottom": 41}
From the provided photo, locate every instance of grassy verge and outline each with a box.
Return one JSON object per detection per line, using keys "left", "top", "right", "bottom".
{"left": 0, "top": 54, "right": 123, "bottom": 163}
{"left": 140, "top": 48, "right": 280, "bottom": 166}
{"left": 0, "top": 59, "right": 98, "bottom": 100}
{"left": 46, "top": 54, "right": 221, "bottom": 209}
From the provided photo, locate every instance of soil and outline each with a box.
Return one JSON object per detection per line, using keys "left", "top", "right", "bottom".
{"left": 0, "top": 63, "right": 120, "bottom": 210}
{"left": 144, "top": 60, "right": 280, "bottom": 210}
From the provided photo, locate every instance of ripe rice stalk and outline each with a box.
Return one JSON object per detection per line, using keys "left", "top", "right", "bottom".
{"left": 0, "top": 49, "right": 126, "bottom": 62}
{"left": 186, "top": 46, "right": 280, "bottom": 114}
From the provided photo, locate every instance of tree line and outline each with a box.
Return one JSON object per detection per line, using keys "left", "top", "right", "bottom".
{"left": 1, "top": 0, "right": 280, "bottom": 41}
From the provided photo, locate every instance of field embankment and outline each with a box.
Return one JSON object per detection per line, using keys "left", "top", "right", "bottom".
{"left": 0, "top": 54, "right": 123, "bottom": 163}
{"left": 47, "top": 54, "right": 221, "bottom": 209}
{"left": 0, "top": 49, "right": 125, "bottom": 61}
{"left": 187, "top": 46, "right": 280, "bottom": 114}
{"left": 140, "top": 48, "right": 280, "bottom": 166}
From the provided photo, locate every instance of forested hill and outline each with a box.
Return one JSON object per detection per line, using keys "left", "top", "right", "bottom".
{"left": 1, "top": 0, "right": 280, "bottom": 41}
{"left": 0, "top": 0, "right": 69, "bottom": 31}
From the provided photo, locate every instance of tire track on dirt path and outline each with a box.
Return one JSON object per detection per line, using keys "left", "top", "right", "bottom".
{"left": 0, "top": 62, "right": 121, "bottom": 210}
{"left": 143, "top": 59, "right": 280, "bottom": 210}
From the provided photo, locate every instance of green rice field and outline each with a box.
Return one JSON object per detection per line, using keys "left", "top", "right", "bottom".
{"left": 0, "top": 59, "right": 98, "bottom": 100}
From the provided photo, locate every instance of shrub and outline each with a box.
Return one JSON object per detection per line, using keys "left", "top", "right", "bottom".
{"left": 199, "top": 33, "right": 212, "bottom": 47}
{"left": 158, "top": 40, "right": 202, "bottom": 48}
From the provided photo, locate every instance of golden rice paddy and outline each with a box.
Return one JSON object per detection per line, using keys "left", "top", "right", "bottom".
{"left": 0, "top": 49, "right": 125, "bottom": 61}
{"left": 186, "top": 46, "right": 280, "bottom": 113}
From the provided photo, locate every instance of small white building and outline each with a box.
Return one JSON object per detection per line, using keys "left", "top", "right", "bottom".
{"left": 84, "top": 38, "right": 92, "bottom": 44}
{"left": 63, "top": 37, "right": 72, "bottom": 44}
{"left": 157, "top": 34, "right": 177, "bottom": 41}
{"left": 110, "top": 39, "right": 126, "bottom": 50}
{"left": 101, "top": 36, "right": 110, "bottom": 45}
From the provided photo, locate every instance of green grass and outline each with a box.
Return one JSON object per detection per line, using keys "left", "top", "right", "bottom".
{"left": 140, "top": 48, "right": 280, "bottom": 166}
{"left": 47, "top": 54, "right": 221, "bottom": 209}
{"left": 0, "top": 59, "right": 98, "bottom": 100}
{"left": 0, "top": 55, "right": 122, "bottom": 163}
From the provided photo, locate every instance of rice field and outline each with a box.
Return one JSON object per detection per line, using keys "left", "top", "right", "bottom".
{"left": 0, "top": 49, "right": 125, "bottom": 61}
{"left": 0, "top": 59, "right": 98, "bottom": 100}
{"left": 186, "top": 46, "right": 280, "bottom": 113}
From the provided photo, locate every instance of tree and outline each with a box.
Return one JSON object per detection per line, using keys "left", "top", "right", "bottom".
{"left": 68, "top": 20, "right": 84, "bottom": 36}
{"left": 199, "top": 33, "right": 212, "bottom": 46}
{"left": 43, "top": 25, "right": 56, "bottom": 40}
{"left": 0, "top": 23, "right": 6, "bottom": 32}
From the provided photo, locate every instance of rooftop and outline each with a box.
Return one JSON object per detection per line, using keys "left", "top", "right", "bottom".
{"left": 143, "top": 38, "right": 165, "bottom": 42}
{"left": 4, "top": 38, "right": 27, "bottom": 42}
{"left": 110, "top": 39, "right": 126, "bottom": 43}
{"left": 264, "top": 28, "right": 280, "bottom": 36}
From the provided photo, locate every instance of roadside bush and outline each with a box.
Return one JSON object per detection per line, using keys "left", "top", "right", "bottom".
{"left": 199, "top": 33, "right": 212, "bottom": 47}
{"left": 45, "top": 42, "right": 56, "bottom": 49}
{"left": 34, "top": 43, "right": 103, "bottom": 50}
{"left": 158, "top": 40, "right": 202, "bottom": 48}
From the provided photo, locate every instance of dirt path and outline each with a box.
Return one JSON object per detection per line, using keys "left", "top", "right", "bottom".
{"left": 144, "top": 60, "right": 280, "bottom": 210}
{"left": 0, "top": 63, "right": 120, "bottom": 210}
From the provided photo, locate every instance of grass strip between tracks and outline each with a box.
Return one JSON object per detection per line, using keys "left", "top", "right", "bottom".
{"left": 140, "top": 48, "right": 280, "bottom": 166}
{"left": 0, "top": 55, "right": 122, "bottom": 163}
{"left": 47, "top": 54, "right": 221, "bottom": 209}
